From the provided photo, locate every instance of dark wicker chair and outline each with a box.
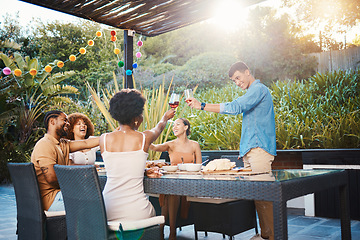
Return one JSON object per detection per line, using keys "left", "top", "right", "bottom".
{"left": 98, "top": 175, "right": 107, "bottom": 191}
{"left": 189, "top": 155, "right": 257, "bottom": 240}
{"left": 191, "top": 198, "right": 258, "bottom": 240}
{"left": 7, "top": 162, "right": 67, "bottom": 240}
{"left": 54, "top": 164, "right": 164, "bottom": 240}
{"left": 148, "top": 195, "right": 196, "bottom": 233}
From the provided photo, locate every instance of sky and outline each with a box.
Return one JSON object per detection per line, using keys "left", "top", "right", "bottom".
{"left": 0, "top": 0, "right": 358, "bottom": 43}
{"left": 1, "top": 0, "right": 79, "bottom": 25}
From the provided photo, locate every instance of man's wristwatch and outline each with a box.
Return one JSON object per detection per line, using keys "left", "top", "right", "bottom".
{"left": 201, "top": 102, "right": 206, "bottom": 110}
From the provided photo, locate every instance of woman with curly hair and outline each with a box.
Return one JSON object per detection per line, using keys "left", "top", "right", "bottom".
{"left": 66, "top": 113, "right": 100, "bottom": 165}
{"left": 101, "top": 89, "right": 175, "bottom": 223}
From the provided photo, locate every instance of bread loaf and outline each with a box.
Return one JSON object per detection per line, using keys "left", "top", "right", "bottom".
{"left": 203, "top": 159, "right": 236, "bottom": 171}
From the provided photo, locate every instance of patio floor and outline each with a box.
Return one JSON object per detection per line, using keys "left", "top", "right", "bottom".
{"left": 1, "top": 184, "right": 360, "bottom": 240}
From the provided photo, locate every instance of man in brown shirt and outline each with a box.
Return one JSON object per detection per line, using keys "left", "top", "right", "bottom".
{"left": 31, "top": 110, "right": 99, "bottom": 211}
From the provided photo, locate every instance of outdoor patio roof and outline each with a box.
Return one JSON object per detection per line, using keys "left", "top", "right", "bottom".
{"left": 20, "top": 0, "right": 265, "bottom": 37}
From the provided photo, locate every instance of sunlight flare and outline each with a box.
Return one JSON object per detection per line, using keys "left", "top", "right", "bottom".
{"left": 210, "top": 0, "right": 248, "bottom": 31}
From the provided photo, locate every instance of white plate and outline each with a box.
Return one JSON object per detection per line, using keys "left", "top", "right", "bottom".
{"left": 186, "top": 164, "right": 202, "bottom": 172}
{"left": 162, "top": 165, "right": 178, "bottom": 172}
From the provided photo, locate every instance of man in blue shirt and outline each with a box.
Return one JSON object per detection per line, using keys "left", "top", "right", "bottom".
{"left": 186, "top": 61, "right": 276, "bottom": 240}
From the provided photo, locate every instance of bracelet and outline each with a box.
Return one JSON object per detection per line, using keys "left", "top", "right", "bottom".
{"left": 201, "top": 102, "right": 206, "bottom": 110}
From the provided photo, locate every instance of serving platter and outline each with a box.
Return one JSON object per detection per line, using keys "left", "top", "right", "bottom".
{"left": 161, "top": 170, "right": 202, "bottom": 175}
{"left": 161, "top": 168, "right": 267, "bottom": 176}
{"left": 202, "top": 169, "right": 270, "bottom": 176}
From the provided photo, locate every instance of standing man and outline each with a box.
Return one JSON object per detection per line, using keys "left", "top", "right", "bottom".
{"left": 186, "top": 61, "right": 276, "bottom": 240}
{"left": 31, "top": 110, "right": 99, "bottom": 211}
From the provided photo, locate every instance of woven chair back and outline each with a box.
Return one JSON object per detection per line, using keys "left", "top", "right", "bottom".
{"left": 7, "top": 162, "right": 45, "bottom": 239}
{"left": 54, "top": 165, "right": 109, "bottom": 240}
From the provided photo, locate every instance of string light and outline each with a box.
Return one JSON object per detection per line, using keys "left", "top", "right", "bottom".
{"left": 1, "top": 30, "right": 144, "bottom": 82}
{"left": 0, "top": 31, "right": 103, "bottom": 80}
{"left": 2, "top": 67, "right": 11, "bottom": 75}
{"left": 79, "top": 48, "right": 86, "bottom": 54}
{"left": 111, "top": 30, "right": 144, "bottom": 75}
{"left": 14, "top": 69, "right": 22, "bottom": 77}
{"left": 45, "top": 65, "right": 52, "bottom": 73}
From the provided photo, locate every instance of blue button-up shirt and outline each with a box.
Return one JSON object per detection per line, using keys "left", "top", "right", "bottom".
{"left": 219, "top": 80, "right": 276, "bottom": 157}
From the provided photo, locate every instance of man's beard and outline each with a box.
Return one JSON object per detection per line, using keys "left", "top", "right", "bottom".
{"left": 56, "top": 125, "right": 68, "bottom": 138}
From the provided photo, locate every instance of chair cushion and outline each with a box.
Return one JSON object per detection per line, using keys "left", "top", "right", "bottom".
{"left": 146, "top": 193, "right": 160, "bottom": 198}
{"left": 107, "top": 216, "right": 165, "bottom": 231}
{"left": 186, "top": 196, "right": 238, "bottom": 204}
{"left": 44, "top": 210, "right": 66, "bottom": 217}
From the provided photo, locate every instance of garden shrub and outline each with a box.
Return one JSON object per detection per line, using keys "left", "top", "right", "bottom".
{"left": 133, "top": 52, "right": 237, "bottom": 90}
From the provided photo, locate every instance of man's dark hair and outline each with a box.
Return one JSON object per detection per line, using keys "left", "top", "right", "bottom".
{"left": 228, "top": 61, "right": 249, "bottom": 78}
{"left": 109, "top": 89, "right": 146, "bottom": 125}
{"left": 44, "top": 110, "right": 64, "bottom": 130}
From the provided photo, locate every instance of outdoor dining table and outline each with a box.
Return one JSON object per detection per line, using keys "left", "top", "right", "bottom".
{"left": 142, "top": 169, "right": 351, "bottom": 240}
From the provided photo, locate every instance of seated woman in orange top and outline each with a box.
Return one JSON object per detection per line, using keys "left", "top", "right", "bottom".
{"left": 150, "top": 118, "right": 201, "bottom": 240}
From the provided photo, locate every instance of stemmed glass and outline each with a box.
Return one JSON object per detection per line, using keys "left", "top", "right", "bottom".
{"left": 169, "top": 93, "right": 180, "bottom": 110}
{"left": 184, "top": 89, "right": 196, "bottom": 117}
{"left": 168, "top": 93, "right": 180, "bottom": 123}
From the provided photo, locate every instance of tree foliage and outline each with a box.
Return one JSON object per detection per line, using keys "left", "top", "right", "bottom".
{"left": 230, "top": 7, "right": 317, "bottom": 83}
{"left": 282, "top": 0, "right": 360, "bottom": 50}
{"left": 283, "top": 0, "right": 360, "bottom": 28}
{"left": 0, "top": 12, "right": 39, "bottom": 58}
{"left": 142, "top": 23, "right": 235, "bottom": 66}
{"left": 33, "top": 20, "right": 123, "bottom": 96}
{"left": 353, "top": 34, "right": 360, "bottom": 46}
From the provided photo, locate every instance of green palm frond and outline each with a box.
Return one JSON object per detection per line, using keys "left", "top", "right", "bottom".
{"left": 86, "top": 81, "right": 117, "bottom": 131}
{"left": 42, "top": 84, "right": 78, "bottom": 96}
{"left": 41, "top": 71, "right": 76, "bottom": 90}
{"left": 0, "top": 40, "right": 22, "bottom": 50}
{"left": 87, "top": 74, "right": 175, "bottom": 160}
{"left": 50, "top": 96, "right": 74, "bottom": 104}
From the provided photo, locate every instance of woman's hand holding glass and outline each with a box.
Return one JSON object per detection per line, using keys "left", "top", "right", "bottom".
{"left": 163, "top": 109, "right": 176, "bottom": 121}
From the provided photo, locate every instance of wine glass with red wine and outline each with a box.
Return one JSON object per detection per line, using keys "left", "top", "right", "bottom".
{"left": 184, "top": 89, "right": 196, "bottom": 117}
{"left": 169, "top": 93, "right": 180, "bottom": 110}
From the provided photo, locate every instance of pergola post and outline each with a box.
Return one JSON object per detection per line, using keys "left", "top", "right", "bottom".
{"left": 124, "top": 30, "right": 134, "bottom": 89}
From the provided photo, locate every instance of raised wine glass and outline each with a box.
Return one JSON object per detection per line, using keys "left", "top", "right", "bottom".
{"left": 184, "top": 89, "right": 196, "bottom": 117}
{"left": 169, "top": 93, "right": 180, "bottom": 110}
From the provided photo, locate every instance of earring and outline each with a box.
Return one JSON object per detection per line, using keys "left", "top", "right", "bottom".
{"left": 135, "top": 121, "right": 138, "bottom": 125}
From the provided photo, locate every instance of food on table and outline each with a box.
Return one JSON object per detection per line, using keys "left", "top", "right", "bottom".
{"left": 202, "top": 159, "right": 236, "bottom": 172}
{"left": 146, "top": 161, "right": 169, "bottom": 169}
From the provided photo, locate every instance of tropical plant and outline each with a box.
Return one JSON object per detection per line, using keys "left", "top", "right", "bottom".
{"left": 0, "top": 52, "right": 77, "bottom": 140}
{"left": 0, "top": 52, "right": 78, "bottom": 182}
{"left": 87, "top": 74, "right": 175, "bottom": 160}
{"left": 271, "top": 69, "right": 360, "bottom": 149}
